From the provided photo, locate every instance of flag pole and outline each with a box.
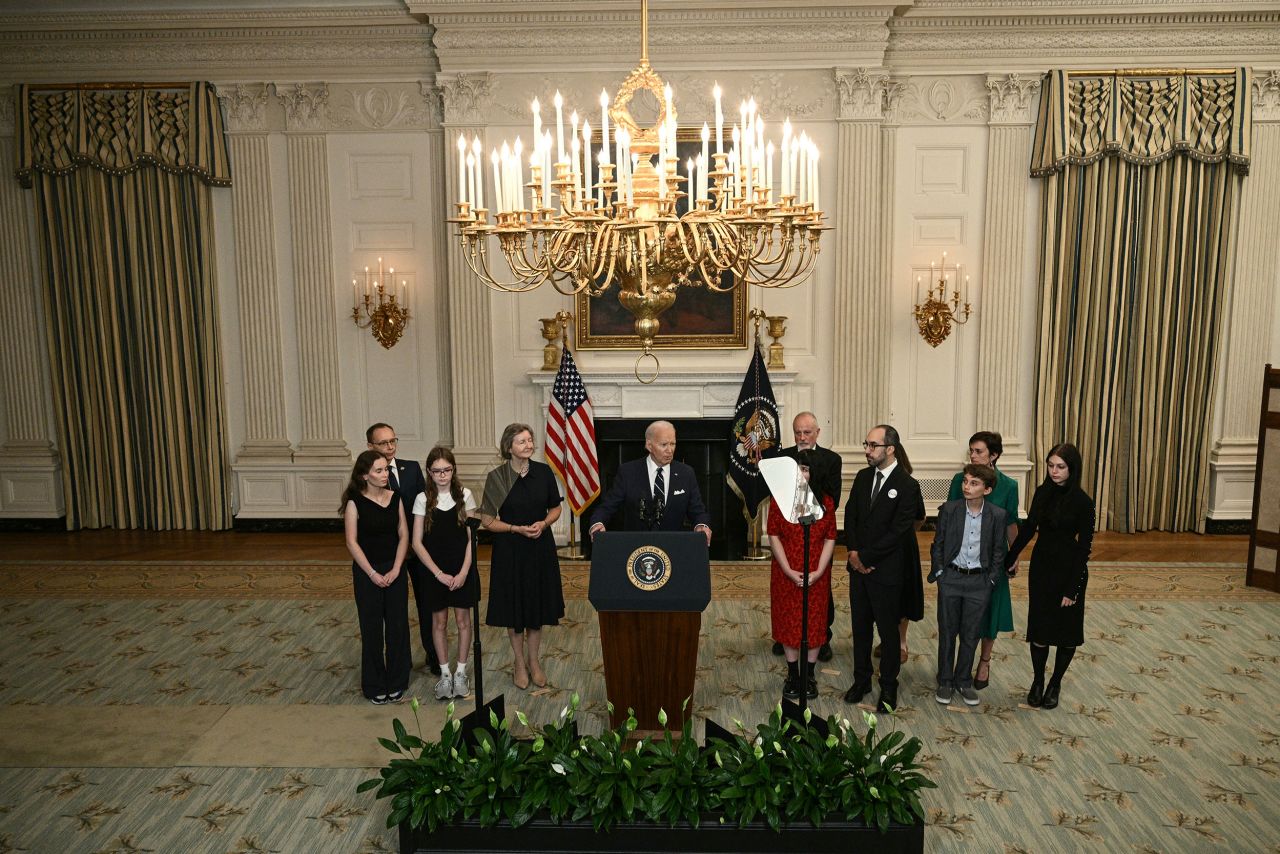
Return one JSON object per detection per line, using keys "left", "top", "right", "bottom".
{"left": 551, "top": 310, "right": 588, "bottom": 561}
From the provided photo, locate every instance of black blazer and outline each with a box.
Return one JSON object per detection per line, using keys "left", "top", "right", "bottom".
{"left": 590, "top": 457, "right": 711, "bottom": 532}
{"left": 929, "top": 498, "right": 1008, "bottom": 585}
{"left": 387, "top": 458, "right": 426, "bottom": 512}
{"left": 843, "top": 464, "right": 921, "bottom": 586}
{"left": 778, "top": 444, "right": 843, "bottom": 511}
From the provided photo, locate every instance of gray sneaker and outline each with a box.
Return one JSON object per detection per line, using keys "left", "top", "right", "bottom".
{"left": 958, "top": 685, "right": 981, "bottom": 706}
{"left": 434, "top": 674, "right": 453, "bottom": 700}
{"left": 934, "top": 686, "right": 953, "bottom": 705}
{"left": 452, "top": 671, "right": 470, "bottom": 698}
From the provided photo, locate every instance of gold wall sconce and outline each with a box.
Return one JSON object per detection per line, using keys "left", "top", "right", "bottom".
{"left": 351, "top": 257, "right": 410, "bottom": 349}
{"left": 912, "top": 251, "right": 972, "bottom": 347}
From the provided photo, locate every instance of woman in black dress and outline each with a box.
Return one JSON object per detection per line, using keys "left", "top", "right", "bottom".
{"left": 341, "top": 450, "right": 411, "bottom": 704}
{"left": 411, "top": 447, "right": 479, "bottom": 702}
{"left": 480, "top": 423, "right": 565, "bottom": 690}
{"left": 1004, "top": 443, "right": 1094, "bottom": 710}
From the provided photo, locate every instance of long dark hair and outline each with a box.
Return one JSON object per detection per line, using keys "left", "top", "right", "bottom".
{"left": 422, "top": 446, "right": 467, "bottom": 532}
{"left": 1037, "top": 442, "right": 1086, "bottom": 524}
{"left": 877, "top": 424, "right": 913, "bottom": 475}
{"left": 339, "top": 450, "right": 384, "bottom": 512}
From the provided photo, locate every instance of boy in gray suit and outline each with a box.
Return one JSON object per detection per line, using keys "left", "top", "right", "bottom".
{"left": 929, "top": 464, "right": 1008, "bottom": 707}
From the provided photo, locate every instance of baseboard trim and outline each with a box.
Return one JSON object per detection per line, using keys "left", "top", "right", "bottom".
{"left": 1204, "top": 518, "right": 1251, "bottom": 535}
{"left": 232, "top": 517, "right": 344, "bottom": 533}
{"left": 0, "top": 517, "right": 66, "bottom": 532}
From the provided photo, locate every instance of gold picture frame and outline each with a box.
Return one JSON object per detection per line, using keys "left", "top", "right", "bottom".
{"left": 574, "top": 128, "right": 748, "bottom": 350}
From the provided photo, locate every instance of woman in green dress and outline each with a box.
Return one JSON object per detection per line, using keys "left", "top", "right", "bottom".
{"left": 946, "top": 431, "right": 1019, "bottom": 690}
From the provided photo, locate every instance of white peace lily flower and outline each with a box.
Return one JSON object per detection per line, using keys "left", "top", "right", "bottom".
{"left": 870, "top": 786, "right": 880, "bottom": 799}
{"left": 551, "top": 762, "right": 566, "bottom": 775}
{"left": 879, "top": 754, "right": 886, "bottom": 765}
{"left": 559, "top": 705, "right": 569, "bottom": 720}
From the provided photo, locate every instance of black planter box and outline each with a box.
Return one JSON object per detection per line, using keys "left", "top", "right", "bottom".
{"left": 399, "top": 814, "right": 924, "bottom": 853}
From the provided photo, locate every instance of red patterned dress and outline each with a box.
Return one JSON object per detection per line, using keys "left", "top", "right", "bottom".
{"left": 768, "top": 493, "right": 837, "bottom": 649}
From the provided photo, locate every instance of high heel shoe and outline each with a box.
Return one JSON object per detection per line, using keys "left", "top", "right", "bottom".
{"left": 513, "top": 661, "right": 530, "bottom": 690}
{"left": 974, "top": 656, "right": 992, "bottom": 690}
{"left": 1027, "top": 677, "right": 1045, "bottom": 707}
{"left": 1041, "top": 679, "right": 1061, "bottom": 710}
{"left": 529, "top": 659, "right": 547, "bottom": 688}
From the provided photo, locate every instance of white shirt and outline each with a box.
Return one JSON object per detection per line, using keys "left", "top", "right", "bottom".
{"left": 645, "top": 457, "right": 670, "bottom": 501}
{"left": 872, "top": 459, "right": 897, "bottom": 495}
{"left": 412, "top": 487, "right": 476, "bottom": 517}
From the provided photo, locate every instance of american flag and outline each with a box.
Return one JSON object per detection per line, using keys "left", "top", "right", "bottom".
{"left": 545, "top": 347, "right": 600, "bottom": 515}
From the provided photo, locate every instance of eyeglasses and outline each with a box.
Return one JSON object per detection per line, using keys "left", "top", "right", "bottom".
{"left": 862, "top": 441, "right": 890, "bottom": 450}
{"left": 429, "top": 467, "right": 454, "bottom": 475}
{"left": 372, "top": 438, "right": 398, "bottom": 447}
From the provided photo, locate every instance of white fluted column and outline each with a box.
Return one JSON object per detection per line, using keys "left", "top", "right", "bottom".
{"left": 220, "top": 84, "right": 293, "bottom": 462}
{"left": 831, "top": 69, "right": 891, "bottom": 452}
{"left": 977, "top": 75, "right": 1041, "bottom": 460}
{"left": 1209, "top": 71, "right": 1280, "bottom": 519}
{"left": 0, "top": 96, "right": 64, "bottom": 517}
{"left": 440, "top": 73, "right": 497, "bottom": 491}
{"left": 279, "top": 83, "right": 348, "bottom": 461}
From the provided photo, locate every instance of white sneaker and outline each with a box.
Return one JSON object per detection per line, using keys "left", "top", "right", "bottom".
{"left": 434, "top": 674, "right": 453, "bottom": 700}
{"left": 452, "top": 671, "right": 470, "bottom": 698}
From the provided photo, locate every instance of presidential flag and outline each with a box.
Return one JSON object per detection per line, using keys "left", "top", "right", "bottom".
{"left": 545, "top": 347, "right": 601, "bottom": 516}
{"left": 727, "top": 345, "right": 780, "bottom": 517}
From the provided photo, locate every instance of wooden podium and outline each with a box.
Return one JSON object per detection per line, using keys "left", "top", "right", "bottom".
{"left": 589, "top": 532, "right": 710, "bottom": 731}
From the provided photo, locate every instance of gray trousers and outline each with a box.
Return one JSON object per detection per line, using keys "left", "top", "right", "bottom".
{"left": 935, "top": 570, "right": 992, "bottom": 690}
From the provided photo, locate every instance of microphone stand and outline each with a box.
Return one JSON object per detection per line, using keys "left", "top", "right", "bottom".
{"left": 796, "top": 490, "right": 815, "bottom": 716}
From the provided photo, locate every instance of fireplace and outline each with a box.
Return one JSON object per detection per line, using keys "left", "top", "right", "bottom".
{"left": 577, "top": 418, "right": 750, "bottom": 560}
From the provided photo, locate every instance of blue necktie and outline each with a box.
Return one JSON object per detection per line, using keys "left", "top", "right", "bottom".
{"left": 653, "top": 466, "right": 665, "bottom": 506}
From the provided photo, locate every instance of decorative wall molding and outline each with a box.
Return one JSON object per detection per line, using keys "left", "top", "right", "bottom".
{"left": 891, "top": 76, "right": 990, "bottom": 125}
{"left": 986, "top": 73, "right": 1041, "bottom": 125}
{"left": 1255, "top": 69, "right": 1280, "bottom": 122}
{"left": 440, "top": 73, "right": 496, "bottom": 125}
{"left": 217, "top": 83, "right": 271, "bottom": 133}
{"left": 276, "top": 82, "right": 330, "bottom": 132}
{"left": 328, "top": 84, "right": 439, "bottom": 132}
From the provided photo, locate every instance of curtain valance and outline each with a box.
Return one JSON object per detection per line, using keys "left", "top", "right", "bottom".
{"left": 1031, "top": 68, "right": 1251, "bottom": 177}
{"left": 14, "top": 82, "right": 231, "bottom": 188}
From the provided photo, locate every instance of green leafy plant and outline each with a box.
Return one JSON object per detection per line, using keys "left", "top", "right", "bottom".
{"left": 359, "top": 697, "right": 935, "bottom": 836}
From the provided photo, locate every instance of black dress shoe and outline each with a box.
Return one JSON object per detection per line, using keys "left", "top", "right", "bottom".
{"left": 782, "top": 675, "right": 801, "bottom": 700}
{"left": 1041, "top": 680, "right": 1061, "bottom": 710}
{"left": 876, "top": 690, "right": 898, "bottom": 714}
{"left": 1027, "top": 678, "right": 1045, "bottom": 707}
{"left": 973, "top": 657, "right": 991, "bottom": 690}
{"left": 806, "top": 677, "right": 818, "bottom": 700}
{"left": 818, "top": 643, "right": 833, "bottom": 662}
{"left": 844, "top": 683, "right": 870, "bottom": 704}
{"left": 771, "top": 641, "right": 784, "bottom": 656}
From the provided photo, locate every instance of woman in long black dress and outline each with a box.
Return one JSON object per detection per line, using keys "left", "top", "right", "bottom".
{"left": 341, "top": 450, "right": 411, "bottom": 704}
{"left": 480, "top": 423, "right": 565, "bottom": 690}
{"left": 411, "top": 446, "right": 479, "bottom": 702}
{"left": 1004, "top": 443, "right": 1094, "bottom": 710}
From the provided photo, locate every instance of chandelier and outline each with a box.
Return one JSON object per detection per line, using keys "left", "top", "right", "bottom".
{"left": 351, "top": 257, "right": 411, "bottom": 349}
{"left": 912, "top": 252, "right": 972, "bottom": 348}
{"left": 447, "top": 0, "right": 828, "bottom": 381}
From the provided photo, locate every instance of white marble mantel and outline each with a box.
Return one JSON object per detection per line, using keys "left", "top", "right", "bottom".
{"left": 528, "top": 368, "right": 797, "bottom": 420}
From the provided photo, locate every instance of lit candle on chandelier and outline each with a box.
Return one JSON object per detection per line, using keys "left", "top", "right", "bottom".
{"left": 600, "top": 89, "right": 610, "bottom": 167}
{"left": 531, "top": 98, "right": 541, "bottom": 154}
{"left": 492, "top": 147, "right": 503, "bottom": 214}
{"left": 553, "top": 91, "right": 564, "bottom": 163}
{"left": 700, "top": 123, "right": 709, "bottom": 201}
{"left": 471, "top": 137, "right": 484, "bottom": 211}
{"left": 456, "top": 134, "right": 467, "bottom": 207}
{"left": 582, "top": 120, "right": 592, "bottom": 201}
{"left": 713, "top": 83, "right": 723, "bottom": 154}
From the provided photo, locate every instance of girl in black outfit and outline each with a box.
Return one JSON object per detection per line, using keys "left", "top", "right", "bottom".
{"left": 341, "top": 450, "right": 410, "bottom": 704}
{"left": 1004, "top": 443, "right": 1095, "bottom": 710}
{"left": 411, "top": 446, "right": 479, "bottom": 702}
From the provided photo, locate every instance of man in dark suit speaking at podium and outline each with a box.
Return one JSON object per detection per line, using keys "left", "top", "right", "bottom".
{"left": 588, "top": 420, "right": 712, "bottom": 545}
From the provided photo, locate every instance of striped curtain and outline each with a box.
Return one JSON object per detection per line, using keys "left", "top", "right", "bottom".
{"left": 15, "top": 83, "right": 233, "bottom": 530}
{"left": 1030, "top": 70, "right": 1251, "bottom": 532}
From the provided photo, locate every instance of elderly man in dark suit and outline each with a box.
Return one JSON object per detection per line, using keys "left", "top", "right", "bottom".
{"left": 843, "top": 424, "right": 922, "bottom": 713}
{"left": 588, "top": 420, "right": 712, "bottom": 544}
{"left": 929, "top": 463, "right": 1008, "bottom": 708}
{"left": 773, "top": 411, "right": 842, "bottom": 661}
{"left": 367, "top": 422, "right": 439, "bottom": 676}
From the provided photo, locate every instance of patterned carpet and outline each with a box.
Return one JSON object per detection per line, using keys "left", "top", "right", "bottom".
{"left": 0, "top": 559, "right": 1277, "bottom": 853}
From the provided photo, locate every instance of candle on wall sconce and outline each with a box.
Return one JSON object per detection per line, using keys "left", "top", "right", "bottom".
{"left": 911, "top": 252, "right": 973, "bottom": 347}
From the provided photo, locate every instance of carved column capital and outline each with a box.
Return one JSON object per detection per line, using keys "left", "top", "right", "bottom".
{"left": 834, "top": 67, "right": 889, "bottom": 121}
{"left": 218, "top": 83, "right": 271, "bottom": 133}
{"left": 986, "top": 73, "right": 1041, "bottom": 126}
{"left": 275, "top": 82, "right": 330, "bottom": 132}
{"left": 1253, "top": 69, "right": 1280, "bottom": 122}
{"left": 419, "top": 81, "right": 444, "bottom": 128}
{"left": 0, "top": 92, "right": 14, "bottom": 136}
{"left": 440, "top": 72, "right": 495, "bottom": 125}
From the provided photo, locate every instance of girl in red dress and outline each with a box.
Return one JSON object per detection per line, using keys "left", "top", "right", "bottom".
{"left": 767, "top": 456, "right": 838, "bottom": 700}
